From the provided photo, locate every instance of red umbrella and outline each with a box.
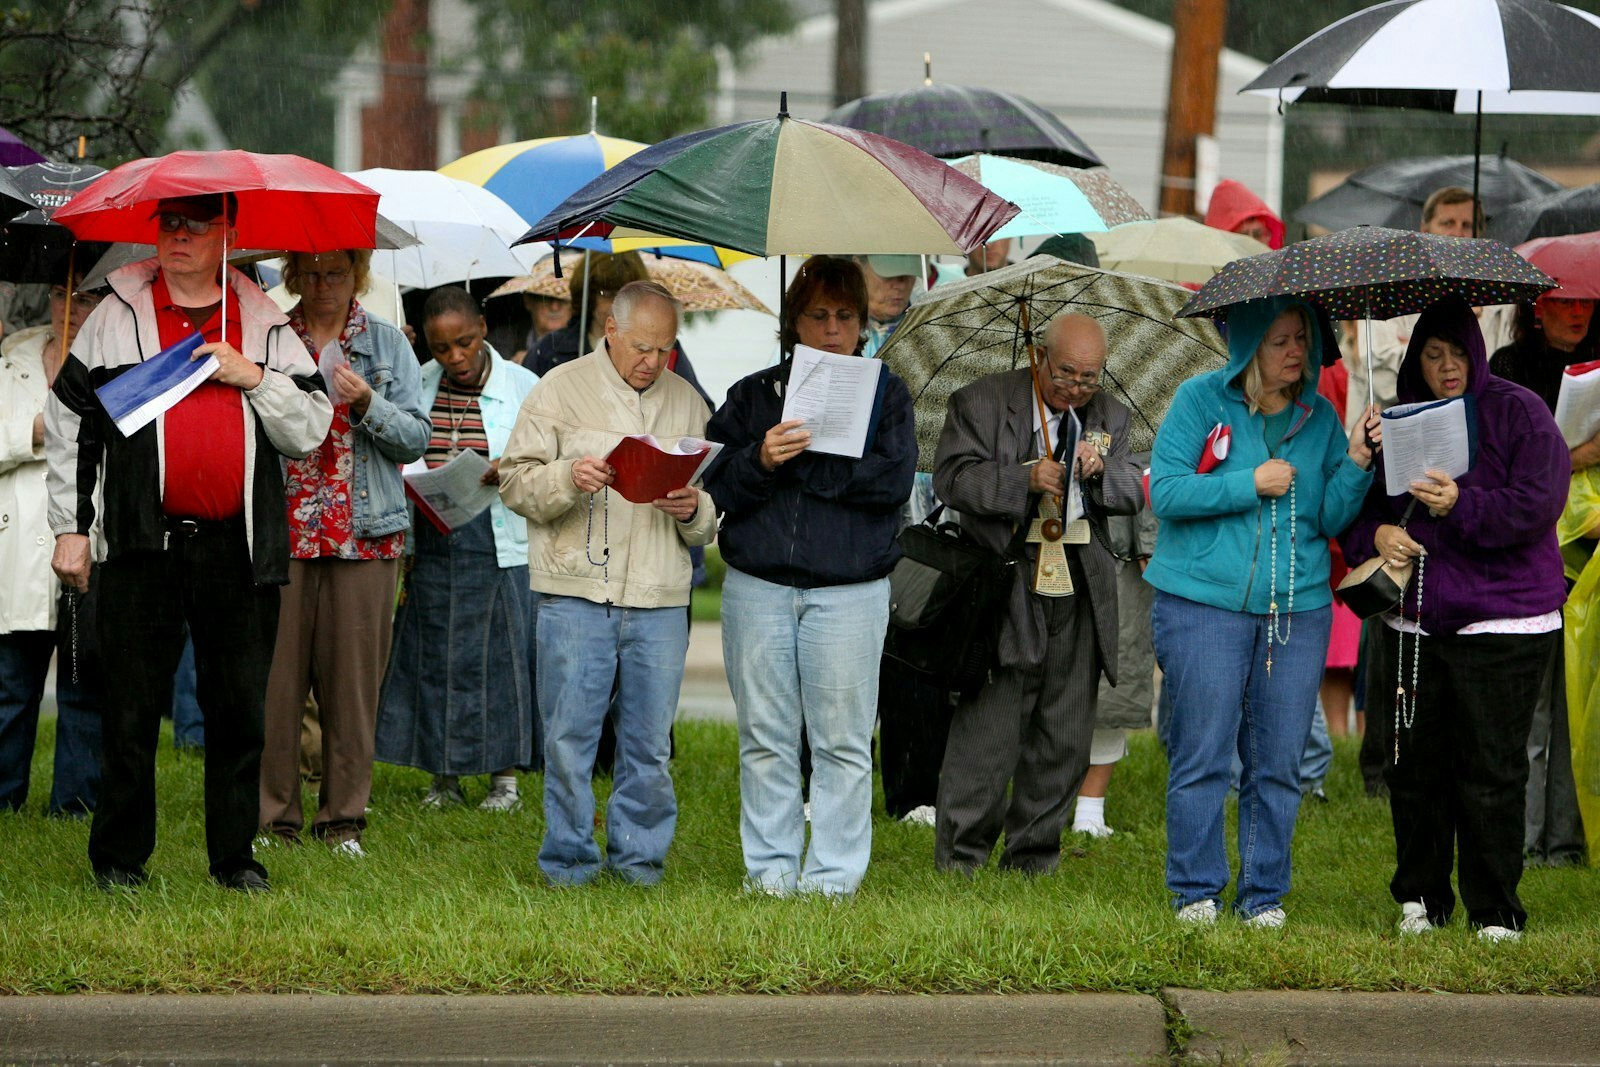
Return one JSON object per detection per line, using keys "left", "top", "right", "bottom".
{"left": 1518, "top": 232, "right": 1600, "bottom": 300}
{"left": 53, "top": 149, "right": 379, "bottom": 251}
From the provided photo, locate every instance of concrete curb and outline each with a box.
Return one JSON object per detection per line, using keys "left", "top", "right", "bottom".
{"left": 0, "top": 993, "right": 1168, "bottom": 1066}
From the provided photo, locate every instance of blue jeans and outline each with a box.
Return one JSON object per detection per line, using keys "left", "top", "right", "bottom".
{"left": 536, "top": 595, "right": 686, "bottom": 886}
{"left": 722, "top": 567, "right": 888, "bottom": 896}
{"left": 1153, "top": 591, "right": 1331, "bottom": 918}
{"left": 1228, "top": 699, "right": 1332, "bottom": 793}
{"left": 0, "top": 630, "right": 100, "bottom": 815}
{"left": 170, "top": 631, "right": 204, "bottom": 750}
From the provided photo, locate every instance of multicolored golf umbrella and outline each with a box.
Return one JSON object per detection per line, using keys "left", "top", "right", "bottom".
{"left": 440, "top": 132, "right": 736, "bottom": 267}
{"left": 519, "top": 102, "right": 1019, "bottom": 259}
{"left": 947, "top": 154, "right": 1149, "bottom": 240}
{"left": 1177, "top": 226, "right": 1555, "bottom": 322}
{"left": 879, "top": 257, "right": 1227, "bottom": 464}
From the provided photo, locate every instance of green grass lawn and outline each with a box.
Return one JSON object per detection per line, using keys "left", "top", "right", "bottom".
{"left": 2, "top": 720, "right": 1597, "bottom": 995}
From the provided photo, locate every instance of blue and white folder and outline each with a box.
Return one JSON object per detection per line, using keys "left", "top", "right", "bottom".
{"left": 94, "top": 332, "right": 219, "bottom": 437}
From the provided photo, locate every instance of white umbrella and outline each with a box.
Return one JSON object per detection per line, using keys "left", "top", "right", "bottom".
{"left": 346, "top": 168, "right": 550, "bottom": 288}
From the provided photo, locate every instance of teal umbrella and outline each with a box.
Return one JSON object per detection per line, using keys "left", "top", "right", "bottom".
{"left": 948, "top": 154, "right": 1149, "bottom": 240}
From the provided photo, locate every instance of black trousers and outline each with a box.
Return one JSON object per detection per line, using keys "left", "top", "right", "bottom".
{"left": 1381, "top": 626, "right": 1556, "bottom": 931}
{"left": 877, "top": 656, "right": 953, "bottom": 818}
{"left": 89, "top": 521, "right": 278, "bottom": 882}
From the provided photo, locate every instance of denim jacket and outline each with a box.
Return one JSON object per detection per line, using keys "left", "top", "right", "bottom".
{"left": 345, "top": 311, "right": 433, "bottom": 538}
{"left": 420, "top": 345, "right": 539, "bottom": 569}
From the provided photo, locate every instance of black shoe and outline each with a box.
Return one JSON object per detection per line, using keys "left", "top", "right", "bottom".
{"left": 94, "top": 867, "right": 147, "bottom": 892}
{"left": 220, "top": 868, "right": 271, "bottom": 894}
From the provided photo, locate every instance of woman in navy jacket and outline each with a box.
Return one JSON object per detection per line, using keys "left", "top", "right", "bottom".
{"left": 702, "top": 256, "right": 916, "bottom": 896}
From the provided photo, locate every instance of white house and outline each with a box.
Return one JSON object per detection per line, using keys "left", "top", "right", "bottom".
{"left": 724, "top": 0, "right": 1284, "bottom": 215}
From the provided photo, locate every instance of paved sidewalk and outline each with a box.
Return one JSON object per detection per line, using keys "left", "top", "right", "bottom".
{"left": 4, "top": 990, "right": 1600, "bottom": 1065}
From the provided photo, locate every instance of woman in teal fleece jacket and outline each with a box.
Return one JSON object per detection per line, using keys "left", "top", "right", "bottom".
{"left": 1146, "top": 296, "right": 1378, "bottom": 927}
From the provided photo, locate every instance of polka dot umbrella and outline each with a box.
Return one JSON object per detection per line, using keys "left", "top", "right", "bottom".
{"left": 1176, "top": 226, "right": 1555, "bottom": 323}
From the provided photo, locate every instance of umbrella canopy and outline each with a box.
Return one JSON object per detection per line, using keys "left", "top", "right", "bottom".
{"left": 0, "top": 127, "right": 45, "bottom": 167}
{"left": 1490, "top": 183, "right": 1600, "bottom": 244}
{"left": 1296, "top": 154, "right": 1560, "bottom": 232}
{"left": 878, "top": 258, "right": 1227, "bottom": 464}
{"left": 947, "top": 155, "right": 1149, "bottom": 240}
{"left": 823, "top": 84, "right": 1102, "bottom": 169}
{"left": 53, "top": 150, "right": 380, "bottom": 252}
{"left": 489, "top": 251, "right": 772, "bottom": 315}
{"left": 0, "top": 162, "right": 108, "bottom": 282}
{"left": 1089, "top": 217, "right": 1269, "bottom": 286}
{"left": 1177, "top": 225, "right": 1555, "bottom": 322}
{"left": 345, "top": 168, "right": 546, "bottom": 287}
{"left": 1516, "top": 232, "right": 1600, "bottom": 299}
{"left": 0, "top": 169, "right": 35, "bottom": 224}
{"left": 519, "top": 106, "right": 1019, "bottom": 258}
{"left": 441, "top": 132, "right": 740, "bottom": 267}
{"left": 1241, "top": 0, "right": 1600, "bottom": 114}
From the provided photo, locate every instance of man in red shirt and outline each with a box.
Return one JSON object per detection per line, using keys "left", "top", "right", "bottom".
{"left": 45, "top": 194, "right": 333, "bottom": 893}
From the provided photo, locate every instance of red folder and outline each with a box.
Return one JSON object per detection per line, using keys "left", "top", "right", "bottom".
{"left": 605, "top": 436, "right": 713, "bottom": 505}
{"left": 1196, "top": 423, "right": 1230, "bottom": 473}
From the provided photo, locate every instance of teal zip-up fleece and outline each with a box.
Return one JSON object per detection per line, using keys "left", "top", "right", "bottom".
{"left": 1144, "top": 296, "right": 1372, "bottom": 615}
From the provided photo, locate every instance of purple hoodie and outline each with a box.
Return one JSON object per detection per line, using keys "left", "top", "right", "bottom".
{"left": 1340, "top": 297, "right": 1569, "bottom": 632}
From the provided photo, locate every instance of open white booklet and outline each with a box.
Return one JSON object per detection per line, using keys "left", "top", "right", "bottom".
{"left": 780, "top": 344, "right": 885, "bottom": 459}
{"left": 1380, "top": 397, "right": 1474, "bottom": 496}
{"left": 1555, "top": 361, "right": 1600, "bottom": 448}
{"left": 402, "top": 450, "right": 498, "bottom": 531}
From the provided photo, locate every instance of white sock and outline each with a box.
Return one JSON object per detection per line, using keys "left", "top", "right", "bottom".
{"left": 490, "top": 774, "right": 518, "bottom": 794}
{"left": 1075, "top": 796, "right": 1105, "bottom": 825}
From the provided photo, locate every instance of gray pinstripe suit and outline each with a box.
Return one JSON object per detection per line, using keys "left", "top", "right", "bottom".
{"left": 930, "top": 368, "right": 1143, "bottom": 872}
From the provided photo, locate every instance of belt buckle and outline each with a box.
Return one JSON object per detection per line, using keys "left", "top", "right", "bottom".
{"left": 178, "top": 519, "right": 200, "bottom": 537}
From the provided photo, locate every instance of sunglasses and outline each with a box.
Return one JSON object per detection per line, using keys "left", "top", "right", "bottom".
{"left": 157, "top": 213, "right": 221, "bottom": 236}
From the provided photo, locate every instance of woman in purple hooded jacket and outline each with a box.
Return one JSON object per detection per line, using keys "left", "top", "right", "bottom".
{"left": 1341, "top": 297, "right": 1569, "bottom": 943}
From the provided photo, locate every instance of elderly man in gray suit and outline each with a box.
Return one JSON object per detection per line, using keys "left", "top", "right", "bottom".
{"left": 931, "top": 313, "right": 1143, "bottom": 874}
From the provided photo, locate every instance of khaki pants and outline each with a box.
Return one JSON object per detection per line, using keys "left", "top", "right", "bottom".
{"left": 259, "top": 557, "right": 399, "bottom": 843}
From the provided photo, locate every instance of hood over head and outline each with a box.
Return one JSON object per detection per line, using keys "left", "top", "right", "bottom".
{"left": 1204, "top": 179, "right": 1285, "bottom": 250}
{"left": 1396, "top": 297, "right": 1488, "bottom": 404}
{"left": 1222, "top": 295, "right": 1324, "bottom": 397}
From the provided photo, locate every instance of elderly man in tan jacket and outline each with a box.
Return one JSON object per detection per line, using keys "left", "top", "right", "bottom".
{"left": 500, "top": 280, "right": 715, "bottom": 886}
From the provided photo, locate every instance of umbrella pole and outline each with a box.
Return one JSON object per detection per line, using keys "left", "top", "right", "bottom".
{"left": 579, "top": 249, "right": 592, "bottom": 350}
{"left": 221, "top": 228, "right": 228, "bottom": 349}
{"left": 1365, "top": 295, "right": 1374, "bottom": 413}
{"left": 779, "top": 254, "right": 787, "bottom": 339}
{"left": 58, "top": 243, "right": 75, "bottom": 376}
{"left": 1019, "top": 298, "right": 1052, "bottom": 461}
{"left": 1472, "top": 91, "right": 1483, "bottom": 238}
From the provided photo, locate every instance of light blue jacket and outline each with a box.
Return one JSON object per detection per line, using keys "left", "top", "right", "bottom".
{"left": 343, "top": 310, "right": 432, "bottom": 538}
{"left": 419, "top": 345, "right": 539, "bottom": 569}
{"left": 1144, "top": 297, "right": 1372, "bottom": 615}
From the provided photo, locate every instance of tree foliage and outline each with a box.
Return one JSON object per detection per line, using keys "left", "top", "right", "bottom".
{"left": 464, "top": 0, "right": 796, "bottom": 143}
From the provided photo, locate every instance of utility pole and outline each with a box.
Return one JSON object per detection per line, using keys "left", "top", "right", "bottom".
{"left": 1157, "top": 0, "right": 1226, "bottom": 217}
{"left": 834, "top": 0, "right": 868, "bottom": 108}
{"left": 362, "top": 0, "right": 436, "bottom": 169}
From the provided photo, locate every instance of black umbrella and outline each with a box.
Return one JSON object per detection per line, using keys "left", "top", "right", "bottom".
{"left": 1296, "top": 154, "right": 1560, "bottom": 232}
{"left": 1488, "top": 183, "right": 1600, "bottom": 244}
{"left": 1176, "top": 226, "right": 1554, "bottom": 323}
{"left": 0, "top": 168, "right": 33, "bottom": 224}
{"left": 0, "top": 161, "right": 106, "bottom": 281}
{"left": 1241, "top": 0, "right": 1600, "bottom": 228}
{"left": 823, "top": 83, "right": 1102, "bottom": 169}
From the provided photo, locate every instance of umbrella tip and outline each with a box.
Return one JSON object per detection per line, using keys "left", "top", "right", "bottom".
{"left": 779, "top": 91, "right": 789, "bottom": 119}
{"left": 923, "top": 52, "right": 932, "bottom": 86}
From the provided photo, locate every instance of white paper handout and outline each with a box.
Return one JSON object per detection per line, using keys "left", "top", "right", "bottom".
{"left": 780, "top": 344, "right": 885, "bottom": 459}
{"left": 402, "top": 450, "right": 498, "bottom": 531}
{"left": 1554, "top": 361, "right": 1600, "bottom": 448}
{"left": 318, "top": 338, "right": 354, "bottom": 404}
{"left": 1380, "top": 397, "right": 1474, "bottom": 496}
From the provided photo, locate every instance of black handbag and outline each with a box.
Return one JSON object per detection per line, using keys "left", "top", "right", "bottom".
{"left": 883, "top": 506, "right": 1025, "bottom": 695}
{"left": 1335, "top": 499, "right": 1419, "bottom": 620}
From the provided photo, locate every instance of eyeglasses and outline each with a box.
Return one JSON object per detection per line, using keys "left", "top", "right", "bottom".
{"left": 301, "top": 269, "right": 351, "bottom": 287}
{"left": 157, "top": 213, "right": 220, "bottom": 236}
{"left": 1045, "top": 369, "right": 1101, "bottom": 391}
{"left": 50, "top": 286, "right": 103, "bottom": 306}
{"left": 802, "top": 308, "right": 860, "bottom": 325}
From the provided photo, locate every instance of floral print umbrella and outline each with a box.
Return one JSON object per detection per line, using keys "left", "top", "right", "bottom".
{"left": 1177, "top": 226, "right": 1555, "bottom": 322}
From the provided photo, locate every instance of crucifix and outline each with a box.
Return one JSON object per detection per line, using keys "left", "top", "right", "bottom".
{"left": 1020, "top": 300, "right": 1089, "bottom": 598}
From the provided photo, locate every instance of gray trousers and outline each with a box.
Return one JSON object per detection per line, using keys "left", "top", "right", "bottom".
{"left": 935, "top": 589, "right": 1099, "bottom": 873}
{"left": 1526, "top": 641, "right": 1586, "bottom": 864}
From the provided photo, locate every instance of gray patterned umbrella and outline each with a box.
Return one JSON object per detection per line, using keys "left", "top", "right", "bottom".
{"left": 878, "top": 258, "right": 1227, "bottom": 467}
{"left": 1177, "top": 226, "right": 1554, "bottom": 322}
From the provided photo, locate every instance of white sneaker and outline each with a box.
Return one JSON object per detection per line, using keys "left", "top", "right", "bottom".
{"left": 1477, "top": 925, "right": 1522, "bottom": 943}
{"left": 1243, "top": 906, "right": 1286, "bottom": 929}
{"left": 422, "top": 776, "right": 464, "bottom": 808}
{"left": 331, "top": 839, "right": 365, "bottom": 858}
{"left": 1398, "top": 901, "right": 1432, "bottom": 935}
{"left": 1176, "top": 899, "right": 1220, "bottom": 925}
{"left": 1072, "top": 819, "right": 1114, "bottom": 838}
{"left": 480, "top": 779, "right": 521, "bottom": 813}
{"left": 901, "top": 805, "right": 937, "bottom": 827}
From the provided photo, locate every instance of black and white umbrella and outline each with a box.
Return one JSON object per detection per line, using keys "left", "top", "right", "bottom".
{"left": 1241, "top": 0, "right": 1600, "bottom": 225}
